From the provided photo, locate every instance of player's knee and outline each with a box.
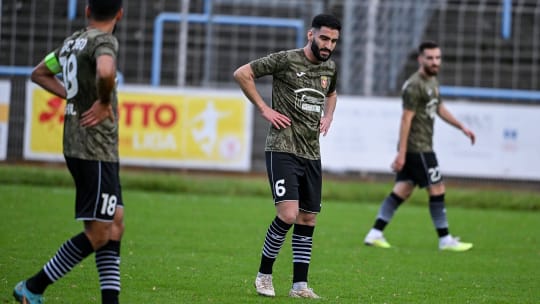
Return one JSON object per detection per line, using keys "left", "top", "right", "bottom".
{"left": 116, "top": 220, "right": 125, "bottom": 233}
{"left": 278, "top": 211, "right": 298, "bottom": 224}
{"left": 296, "top": 212, "right": 317, "bottom": 226}
{"left": 111, "top": 220, "right": 125, "bottom": 239}
{"left": 393, "top": 182, "right": 414, "bottom": 199}
{"left": 428, "top": 182, "right": 445, "bottom": 196}
{"left": 86, "top": 230, "right": 111, "bottom": 250}
{"left": 110, "top": 207, "right": 125, "bottom": 238}
{"left": 85, "top": 222, "right": 113, "bottom": 249}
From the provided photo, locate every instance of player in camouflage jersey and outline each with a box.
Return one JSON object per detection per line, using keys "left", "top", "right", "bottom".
{"left": 364, "top": 41, "right": 476, "bottom": 252}
{"left": 234, "top": 14, "right": 340, "bottom": 298}
{"left": 14, "top": 1, "right": 124, "bottom": 303}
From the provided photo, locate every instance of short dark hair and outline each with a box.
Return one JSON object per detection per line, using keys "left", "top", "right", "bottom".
{"left": 418, "top": 40, "right": 439, "bottom": 55}
{"left": 88, "top": 0, "right": 122, "bottom": 21}
{"left": 311, "top": 14, "right": 341, "bottom": 31}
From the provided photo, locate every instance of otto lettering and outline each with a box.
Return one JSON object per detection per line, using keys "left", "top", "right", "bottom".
{"left": 122, "top": 102, "right": 177, "bottom": 128}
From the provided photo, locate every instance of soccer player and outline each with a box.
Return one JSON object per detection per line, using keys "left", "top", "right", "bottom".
{"left": 233, "top": 14, "right": 341, "bottom": 298}
{"left": 363, "top": 41, "right": 475, "bottom": 252}
{"left": 13, "top": 1, "right": 124, "bottom": 303}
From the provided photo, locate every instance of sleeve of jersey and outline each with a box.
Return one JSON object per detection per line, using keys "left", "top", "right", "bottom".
{"left": 402, "top": 83, "right": 419, "bottom": 111}
{"left": 249, "top": 51, "right": 287, "bottom": 78}
{"left": 327, "top": 65, "right": 338, "bottom": 94}
{"left": 92, "top": 35, "right": 118, "bottom": 60}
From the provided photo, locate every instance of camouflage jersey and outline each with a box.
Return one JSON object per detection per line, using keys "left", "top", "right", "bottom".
{"left": 401, "top": 71, "right": 441, "bottom": 152}
{"left": 250, "top": 49, "right": 337, "bottom": 160}
{"left": 52, "top": 28, "right": 119, "bottom": 162}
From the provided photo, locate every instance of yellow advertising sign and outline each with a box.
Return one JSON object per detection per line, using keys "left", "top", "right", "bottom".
{"left": 24, "top": 84, "right": 253, "bottom": 171}
{"left": 26, "top": 89, "right": 64, "bottom": 155}
{"left": 0, "top": 104, "right": 8, "bottom": 122}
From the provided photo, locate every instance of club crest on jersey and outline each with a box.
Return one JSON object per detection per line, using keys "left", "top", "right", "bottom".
{"left": 321, "top": 76, "right": 328, "bottom": 89}
{"left": 427, "top": 87, "right": 439, "bottom": 97}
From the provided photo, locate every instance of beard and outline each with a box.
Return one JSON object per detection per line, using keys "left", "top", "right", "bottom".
{"left": 423, "top": 65, "right": 439, "bottom": 76}
{"left": 311, "top": 39, "right": 332, "bottom": 62}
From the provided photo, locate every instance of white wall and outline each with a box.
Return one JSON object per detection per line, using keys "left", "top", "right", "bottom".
{"left": 321, "top": 96, "right": 540, "bottom": 181}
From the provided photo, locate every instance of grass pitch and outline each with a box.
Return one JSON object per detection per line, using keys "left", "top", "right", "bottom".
{"left": 0, "top": 168, "right": 539, "bottom": 303}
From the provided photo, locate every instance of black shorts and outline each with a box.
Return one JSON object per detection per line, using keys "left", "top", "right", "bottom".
{"left": 265, "top": 151, "right": 322, "bottom": 213}
{"left": 65, "top": 156, "right": 123, "bottom": 222}
{"left": 396, "top": 152, "right": 443, "bottom": 188}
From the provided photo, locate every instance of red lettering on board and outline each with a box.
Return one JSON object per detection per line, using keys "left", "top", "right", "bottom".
{"left": 120, "top": 101, "right": 178, "bottom": 128}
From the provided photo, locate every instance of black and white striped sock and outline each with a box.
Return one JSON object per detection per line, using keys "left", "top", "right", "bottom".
{"left": 27, "top": 232, "right": 94, "bottom": 294}
{"left": 292, "top": 224, "right": 314, "bottom": 283}
{"left": 96, "top": 240, "right": 121, "bottom": 304}
{"left": 259, "top": 216, "right": 292, "bottom": 274}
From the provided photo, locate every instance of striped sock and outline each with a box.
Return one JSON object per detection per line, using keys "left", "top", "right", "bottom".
{"left": 96, "top": 240, "right": 121, "bottom": 304}
{"left": 27, "top": 232, "right": 94, "bottom": 294}
{"left": 292, "top": 224, "right": 314, "bottom": 283}
{"left": 259, "top": 216, "right": 292, "bottom": 274}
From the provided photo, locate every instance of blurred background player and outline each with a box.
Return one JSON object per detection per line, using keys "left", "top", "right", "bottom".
{"left": 234, "top": 13, "right": 341, "bottom": 298}
{"left": 364, "top": 40, "right": 475, "bottom": 252}
{"left": 13, "top": 1, "right": 124, "bottom": 303}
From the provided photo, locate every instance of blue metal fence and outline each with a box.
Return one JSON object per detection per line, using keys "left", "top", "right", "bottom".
{"left": 439, "top": 86, "right": 540, "bottom": 102}
{"left": 150, "top": 12, "right": 305, "bottom": 86}
{"left": 2, "top": 0, "right": 535, "bottom": 101}
{"left": 0, "top": 66, "right": 125, "bottom": 85}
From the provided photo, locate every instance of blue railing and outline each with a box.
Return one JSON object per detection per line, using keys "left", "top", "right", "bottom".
{"left": 502, "top": 0, "right": 512, "bottom": 39}
{"left": 1, "top": 66, "right": 538, "bottom": 102}
{"left": 0, "top": 66, "right": 34, "bottom": 76}
{"left": 440, "top": 86, "right": 540, "bottom": 102}
{"left": 151, "top": 12, "right": 304, "bottom": 86}
{"left": 0, "top": 66, "right": 125, "bottom": 85}
{"left": 68, "top": 0, "right": 77, "bottom": 20}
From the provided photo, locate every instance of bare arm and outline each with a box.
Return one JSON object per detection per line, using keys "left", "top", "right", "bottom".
{"left": 392, "top": 109, "right": 415, "bottom": 172}
{"left": 80, "top": 54, "right": 116, "bottom": 127}
{"left": 233, "top": 63, "right": 290, "bottom": 129}
{"left": 320, "top": 91, "right": 337, "bottom": 136}
{"left": 96, "top": 55, "right": 116, "bottom": 104}
{"left": 30, "top": 61, "right": 66, "bottom": 98}
{"left": 437, "top": 102, "right": 475, "bottom": 145}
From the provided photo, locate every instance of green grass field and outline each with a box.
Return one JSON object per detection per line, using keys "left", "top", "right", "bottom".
{"left": 0, "top": 165, "right": 539, "bottom": 303}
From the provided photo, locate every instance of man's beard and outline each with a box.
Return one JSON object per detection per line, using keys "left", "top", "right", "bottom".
{"left": 423, "top": 65, "right": 439, "bottom": 76}
{"left": 311, "top": 39, "right": 332, "bottom": 62}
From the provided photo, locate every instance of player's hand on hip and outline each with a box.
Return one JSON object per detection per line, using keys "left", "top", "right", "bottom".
{"left": 262, "top": 107, "right": 291, "bottom": 130}
{"left": 319, "top": 115, "right": 333, "bottom": 136}
{"left": 80, "top": 100, "right": 115, "bottom": 127}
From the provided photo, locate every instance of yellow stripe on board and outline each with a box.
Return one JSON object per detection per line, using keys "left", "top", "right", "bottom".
{"left": 0, "top": 104, "right": 9, "bottom": 122}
